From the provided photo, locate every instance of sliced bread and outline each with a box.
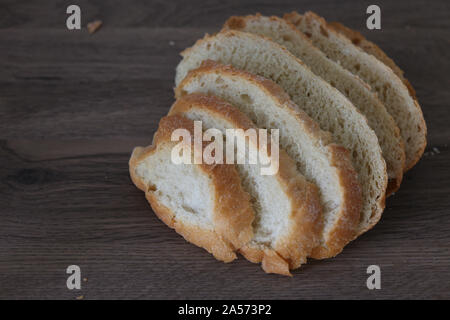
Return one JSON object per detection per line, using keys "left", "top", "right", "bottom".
{"left": 329, "top": 21, "right": 417, "bottom": 99}
{"left": 223, "top": 14, "right": 405, "bottom": 194}
{"left": 129, "top": 115, "right": 254, "bottom": 263}
{"left": 168, "top": 93, "right": 322, "bottom": 275}
{"left": 175, "top": 30, "right": 387, "bottom": 236}
{"left": 175, "top": 60, "right": 361, "bottom": 258}
{"left": 285, "top": 11, "right": 427, "bottom": 171}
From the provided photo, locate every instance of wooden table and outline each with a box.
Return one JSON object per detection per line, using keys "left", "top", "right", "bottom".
{"left": 1, "top": 0, "right": 449, "bottom": 299}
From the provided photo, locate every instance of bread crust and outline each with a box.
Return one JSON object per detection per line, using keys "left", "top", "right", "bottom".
{"left": 169, "top": 93, "right": 323, "bottom": 274}
{"left": 129, "top": 115, "right": 254, "bottom": 262}
{"left": 327, "top": 21, "right": 426, "bottom": 172}
{"left": 176, "top": 60, "right": 362, "bottom": 259}
{"left": 311, "top": 144, "right": 362, "bottom": 258}
{"left": 240, "top": 245, "right": 292, "bottom": 276}
{"left": 285, "top": 11, "right": 427, "bottom": 171}
{"left": 223, "top": 14, "right": 405, "bottom": 195}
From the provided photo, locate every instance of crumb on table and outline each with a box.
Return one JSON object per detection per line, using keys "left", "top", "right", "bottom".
{"left": 87, "top": 20, "right": 102, "bottom": 34}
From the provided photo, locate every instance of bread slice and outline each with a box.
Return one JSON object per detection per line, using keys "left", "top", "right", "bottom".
{"left": 223, "top": 14, "right": 405, "bottom": 194}
{"left": 285, "top": 11, "right": 427, "bottom": 171}
{"left": 328, "top": 21, "right": 417, "bottom": 99}
{"left": 169, "top": 93, "right": 322, "bottom": 275}
{"left": 175, "top": 60, "right": 361, "bottom": 259}
{"left": 129, "top": 115, "right": 254, "bottom": 263}
{"left": 175, "top": 30, "right": 387, "bottom": 236}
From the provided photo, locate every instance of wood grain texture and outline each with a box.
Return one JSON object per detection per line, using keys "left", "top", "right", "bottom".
{"left": 0, "top": 0, "right": 449, "bottom": 299}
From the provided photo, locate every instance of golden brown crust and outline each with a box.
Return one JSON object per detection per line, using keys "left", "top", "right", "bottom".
{"left": 176, "top": 61, "right": 362, "bottom": 259}
{"left": 210, "top": 160, "right": 255, "bottom": 250}
{"left": 311, "top": 144, "right": 362, "bottom": 258}
{"left": 224, "top": 16, "right": 247, "bottom": 30}
{"left": 275, "top": 149, "right": 322, "bottom": 266}
{"left": 261, "top": 249, "right": 292, "bottom": 277}
{"left": 129, "top": 115, "right": 255, "bottom": 261}
{"left": 169, "top": 93, "right": 322, "bottom": 274}
{"left": 285, "top": 11, "right": 427, "bottom": 172}
{"left": 238, "top": 245, "right": 290, "bottom": 276}
{"left": 283, "top": 12, "right": 303, "bottom": 27}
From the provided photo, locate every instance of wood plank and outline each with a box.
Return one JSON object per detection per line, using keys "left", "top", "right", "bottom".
{"left": 0, "top": 0, "right": 449, "bottom": 299}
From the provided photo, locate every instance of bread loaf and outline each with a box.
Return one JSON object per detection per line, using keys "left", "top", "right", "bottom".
{"left": 176, "top": 60, "right": 361, "bottom": 258}
{"left": 175, "top": 30, "right": 387, "bottom": 236}
{"left": 169, "top": 93, "right": 322, "bottom": 274}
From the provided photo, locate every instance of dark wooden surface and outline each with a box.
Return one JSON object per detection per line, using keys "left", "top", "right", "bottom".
{"left": 1, "top": 0, "right": 449, "bottom": 300}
